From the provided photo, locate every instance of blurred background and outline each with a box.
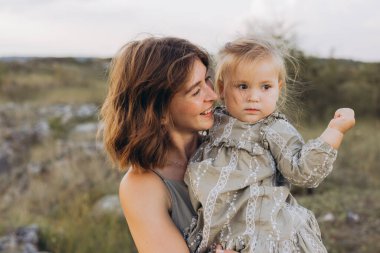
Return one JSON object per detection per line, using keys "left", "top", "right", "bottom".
{"left": 0, "top": 0, "right": 379, "bottom": 252}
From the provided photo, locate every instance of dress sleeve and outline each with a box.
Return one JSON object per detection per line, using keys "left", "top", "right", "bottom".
{"left": 261, "top": 118, "right": 338, "bottom": 188}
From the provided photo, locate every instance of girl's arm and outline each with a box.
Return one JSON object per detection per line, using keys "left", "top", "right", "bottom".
{"left": 264, "top": 108, "right": 355, "bottom": 188}
{"left": 119, "top": 170, "right": 190, "bottom": 253}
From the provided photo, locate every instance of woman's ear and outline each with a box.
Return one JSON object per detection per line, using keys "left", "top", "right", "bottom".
{"left": 161, "top": 111, "right": 170, "bottom": 126}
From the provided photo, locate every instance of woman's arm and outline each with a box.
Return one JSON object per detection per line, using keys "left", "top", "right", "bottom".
{"left": 119, "top": 170, "right": 190, "bottom": 253}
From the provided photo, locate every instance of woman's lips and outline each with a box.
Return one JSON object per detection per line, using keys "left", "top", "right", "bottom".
{"left": 200, "top": 107, "right": 213, "bottom": 116}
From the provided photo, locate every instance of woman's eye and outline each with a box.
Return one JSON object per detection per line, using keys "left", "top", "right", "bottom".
{"left": 192, "top": 89, "right": 201, "bottom": 96}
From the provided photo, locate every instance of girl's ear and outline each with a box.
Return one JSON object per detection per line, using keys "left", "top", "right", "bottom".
{"left": 278, "top": 80, "right": 283, "bottom": 90}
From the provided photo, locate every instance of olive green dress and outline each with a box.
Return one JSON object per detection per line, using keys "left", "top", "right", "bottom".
{"left": 151, "top": 169, "right": 196, "bottom": 235}
{"left": 184, "top": 107, "right": 337, "bottom": 253}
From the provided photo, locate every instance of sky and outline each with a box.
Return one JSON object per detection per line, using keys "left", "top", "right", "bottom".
{"left": 0, "top": 0, "right": 379, "bottom": 62}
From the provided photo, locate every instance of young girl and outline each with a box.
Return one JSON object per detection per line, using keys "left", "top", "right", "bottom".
{"left": 184, "top": 37, "right": 355, "bottom": 252}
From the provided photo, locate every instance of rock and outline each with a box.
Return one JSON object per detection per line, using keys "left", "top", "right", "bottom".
{"left": 0, "top": 127, "right": 40, "bottom": 174}
{"left": 6, "top": 127, "right": 39, "bottom": 150}
{"left": 0, "top": 152, "right": 11, "bottom": 174}
{"left": 92, "top": 194, "right": 123, "bottom": 217}
{"left": 0, "top": 224, "right": 49, "bottom": 253}
{"left": 319, "top": 212, "right": 335, "bottom": 222}
{"left": 75, "top": 104, "right": 97, "bottom": 118}
{"left": 347, "top": 211, "right": 360, "bottom": 223}
{"left": 59, "top": 105, "right": 74, "bottom": 124}
{"left": 0, "top": 143, "right": 15, "bottom": 174}
{"left": 27, "top": 163, "right": 44, "bottom": 175}
{"left": 73, "top": 122, "right": 99, "bottom": 133}
{"left": 38, "top": 104, "right": 97, "bottom": 123}
{"left": 16, "top": 225, "right": 39, "bottom": 245}
{"left": 34, "top": 120, "right": 50, "bottom": 138}
{"left": 39, "top": 104, "right": 73, "bottom": 123}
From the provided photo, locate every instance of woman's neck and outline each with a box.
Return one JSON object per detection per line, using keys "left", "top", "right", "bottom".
{"left": 158, "top": 131, "right": 198, "bottom": 181}
{"left": 170, "top": 132, "right": 198, "bottom": 160}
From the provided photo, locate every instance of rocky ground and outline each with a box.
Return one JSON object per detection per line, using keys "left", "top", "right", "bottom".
{"left": 0, "top": 103, "right": 124, "bottom": 253}
{"left": 0, "top": 102, "right": 378, "bottom": 253}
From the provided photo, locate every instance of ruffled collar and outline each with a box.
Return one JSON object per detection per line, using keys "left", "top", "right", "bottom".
{"left": 207, "top": 107, "right": 287, "bottom": 153}
{"left": 214, "top": 106, "right": 286, "bottom": 126}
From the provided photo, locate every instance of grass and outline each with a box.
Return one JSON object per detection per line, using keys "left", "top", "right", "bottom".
{"left": 0, "top": 58, "right": 108, "bottom": 105}
{"left": 0, "top": 140, "right": 138, "bottom": 253}
{"left": 0, "top": 117, "right": 377, "bottom": 253}
{"left": 298, "top": 189, "right": 380, "bottom": 253}
{"left": 0, "top": 58, "right": 378, "bottom": 252}
{"left": 294, "top": 117, "right": 380, "bottom": 253}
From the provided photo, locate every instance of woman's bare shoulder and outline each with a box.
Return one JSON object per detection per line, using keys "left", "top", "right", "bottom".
{"left": 119, "top": 168, "right": 189, "bottom": 252}
{"left": 119, "top": 168, "right": 170, "bottom": 213}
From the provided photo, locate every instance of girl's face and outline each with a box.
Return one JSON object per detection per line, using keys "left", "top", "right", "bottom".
{"left": 219, "top": 56, "right": 282, "bottom": 123}
{"left": 168, "top": 59, "right": 218, "bottom": 134}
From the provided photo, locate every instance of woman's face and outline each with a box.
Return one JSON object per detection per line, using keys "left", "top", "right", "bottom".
{"left": 168, "top": 59, "right": 218, "bottom": 134}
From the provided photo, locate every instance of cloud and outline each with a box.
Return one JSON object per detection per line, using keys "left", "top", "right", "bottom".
{"left": 246, "top": 0, "right": 380, "bottom": 61}
{"left": 0, "top": 0, "right": 379, "bottom": 61}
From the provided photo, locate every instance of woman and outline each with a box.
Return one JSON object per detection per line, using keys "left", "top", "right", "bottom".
{"left": 100, "top": 37, "right": 234, "bottom": 253}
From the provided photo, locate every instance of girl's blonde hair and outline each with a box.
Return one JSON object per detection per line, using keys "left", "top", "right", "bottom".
{"left": 215, "top": 36, "right": 298, "bottom": 113}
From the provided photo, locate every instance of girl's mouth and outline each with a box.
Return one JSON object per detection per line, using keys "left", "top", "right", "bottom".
{"left": 245, "top": 108, "right": 260, "bottom": 113}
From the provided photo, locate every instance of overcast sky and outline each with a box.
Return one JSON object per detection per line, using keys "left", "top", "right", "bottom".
{"left": 1, "top": 0, "right": 379, "bottom": 62}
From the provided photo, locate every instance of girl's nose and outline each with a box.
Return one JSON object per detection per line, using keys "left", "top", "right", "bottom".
{"left": 247, "top": 91, "right": 259, "bottom": 102}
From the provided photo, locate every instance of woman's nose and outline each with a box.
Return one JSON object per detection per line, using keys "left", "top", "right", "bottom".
{"left": 205, "top": 84, "right": 218, "bottom": 101}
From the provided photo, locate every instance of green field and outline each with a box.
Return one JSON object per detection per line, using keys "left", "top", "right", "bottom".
{"left": 0, "top": 57, "right": 378, "bottom": 253}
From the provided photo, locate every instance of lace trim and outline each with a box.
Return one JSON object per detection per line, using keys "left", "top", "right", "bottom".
{"left": 198, "top": 149, "right": 239, "bottom": 251}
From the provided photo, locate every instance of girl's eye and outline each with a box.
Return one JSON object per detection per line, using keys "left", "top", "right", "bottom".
{"left": 237, "top": 83, "right": 248, "bottom": 90}
{"left": 262, "top": 84, "right": 271, "bottom": 90}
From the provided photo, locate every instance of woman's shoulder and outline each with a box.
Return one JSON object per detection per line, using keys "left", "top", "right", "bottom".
{"left": 119, "top": 168, "right": 171, "bottom": 213}
{"left": 120, "top": 167, "right": 159, "bottom": 186}
{"left": 119, "top": 168, "right": 190, "bottom": 253}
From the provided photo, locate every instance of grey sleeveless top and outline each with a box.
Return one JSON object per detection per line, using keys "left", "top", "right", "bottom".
{"left": 151, "top": 169, "right": 196, "bottom": 235}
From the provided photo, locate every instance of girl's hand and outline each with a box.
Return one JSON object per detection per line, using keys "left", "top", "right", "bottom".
{"left": 328, "top": 108, "right": 355, "bottom": 134}
{"left": 215, "top": 244, "right": 239, "bottom": 253}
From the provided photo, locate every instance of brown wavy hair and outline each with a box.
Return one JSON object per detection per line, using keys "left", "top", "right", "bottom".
{"left": 99, "top": 37, "right": 209, "bottom": 171}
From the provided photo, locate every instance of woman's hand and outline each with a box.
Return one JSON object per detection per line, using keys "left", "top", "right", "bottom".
{"left": 328, "top": 108, "right": 356, "bottom": 134}
{"left": 215, "top": 244, "right": 239, "bottom": 253}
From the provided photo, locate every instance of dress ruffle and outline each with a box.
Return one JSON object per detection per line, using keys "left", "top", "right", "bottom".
{"left": 186, "top": 202, "right": 326, "bottom": 253}
{"left": 185, "top": 107, "right": 334, "bottom": 253}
